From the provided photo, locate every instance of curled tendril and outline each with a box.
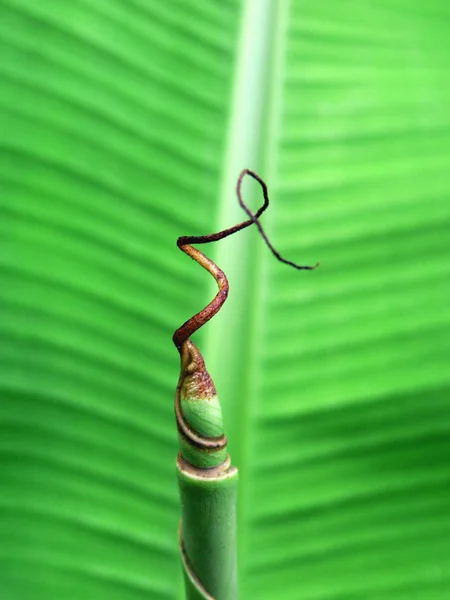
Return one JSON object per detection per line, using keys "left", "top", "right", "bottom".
{"left": 173, "top": 169, "right": 319, "bottom": 468}
{"left": 173, "top": 168, "right": 318, "bottom": 351}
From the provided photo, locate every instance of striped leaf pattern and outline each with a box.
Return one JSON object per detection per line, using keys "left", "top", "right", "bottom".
{"left": 0, "top": 1, "right": 240, "bottom": 598}
{"left": 1, "top": 1, "right": 450, "bottom": 600}
{"left": 242, "top": 2, "right": 450, "bottom": 599}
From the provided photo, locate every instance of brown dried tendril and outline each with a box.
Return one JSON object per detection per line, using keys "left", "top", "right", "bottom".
{"left": 173, "top": 169, "right": 318, "bottom": 351}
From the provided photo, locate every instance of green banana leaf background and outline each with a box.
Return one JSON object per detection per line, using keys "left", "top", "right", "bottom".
{"left": 1, "top": 1, "right": 450, "bottom": 599}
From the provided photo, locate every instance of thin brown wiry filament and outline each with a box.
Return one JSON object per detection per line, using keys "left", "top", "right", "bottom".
{"left": 173, "top": 169, "right": 318, "bottom": 351}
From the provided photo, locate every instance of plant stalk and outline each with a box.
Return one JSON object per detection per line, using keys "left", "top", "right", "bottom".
{"left": 175, "top": 340, "right": 238, "bottom": 599}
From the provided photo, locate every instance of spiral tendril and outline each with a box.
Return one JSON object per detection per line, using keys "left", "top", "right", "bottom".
{"left": 173, "top": 169, "right": 318, "bottom": 465}
{"left": 173, "top": 169, "right": 318, "bottom": 351}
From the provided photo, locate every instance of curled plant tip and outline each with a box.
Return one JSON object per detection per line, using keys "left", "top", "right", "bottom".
{"left": 173, "top": 168, "right": 318, "bottom": 352}
{"left": 175, "top": 339, "right": 228, "bottom": 470}
{"left": 173, "top": 169, "right": 318, "bottom": 468}
{"left": 174, "top": 169, "right": 318, "bottom": 600}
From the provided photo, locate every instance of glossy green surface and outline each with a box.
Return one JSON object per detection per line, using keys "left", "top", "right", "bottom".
{"left": 1, "top": 1, "right": 450, "bottom": 599}
{"left": 180, "top": 396, "right": 224, "bottom": 439}
{"left": 178, "top": 467, "right": 238, "bottom": 600}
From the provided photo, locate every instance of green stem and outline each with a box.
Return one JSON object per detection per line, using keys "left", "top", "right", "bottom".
{"left": 178, "top": 456, "right": 238, "bottom": 599}
{"left": 175, "top": 340, "right": 238, "bottom": 600}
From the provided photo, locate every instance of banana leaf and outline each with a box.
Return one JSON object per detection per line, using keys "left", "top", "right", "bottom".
{"left": 0, "top": 1, "right": 449, "bottom": 599}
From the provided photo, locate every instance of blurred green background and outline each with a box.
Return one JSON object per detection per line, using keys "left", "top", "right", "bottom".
{"left": 1, "top": 1, "right": 450, "bottom": 599}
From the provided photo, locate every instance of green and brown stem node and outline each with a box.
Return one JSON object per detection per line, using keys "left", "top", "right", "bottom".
{"left": 175, "top": 340, "right": 228, "bottom": 469}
